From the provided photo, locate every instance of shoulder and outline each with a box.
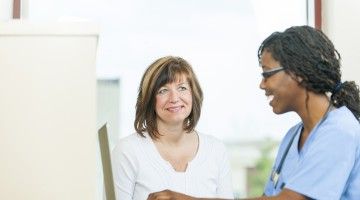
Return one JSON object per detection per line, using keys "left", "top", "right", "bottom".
{"left": 111, "top": 133, "right": 152, "bottom": 169}
{"left": 199, "top": 132, "right": 225, "bottom": 145}
{"left": 305, "top": 106, "right": 360, "bottom": 156}
{"left": 112, "top": 133, "right": 149, "bottom": 155}
{"left": 279, "top": 123, "right": 302, "bottom": 147}
{"left": 323, "top": 106, "right": 360, "bottom": 140}
{"left": 117, "top": 132, "right": 145, "bottom": 146}
{"left": 196, "top": 133, "right": 231, "bottom": 167}
{"left": 198, "top": 132, "right": 227, "bottom": 153}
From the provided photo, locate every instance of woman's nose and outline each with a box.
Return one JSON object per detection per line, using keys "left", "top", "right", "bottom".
{"left": 259, "top": 78, "right": 266, "bottom": 90}
{"left": 169, "top": 90, "right": 180, "bottom": 103}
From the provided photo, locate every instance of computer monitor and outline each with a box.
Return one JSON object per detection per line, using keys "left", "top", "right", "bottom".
{"left": 98, "top": 124, "right": 116, "bottom": 200}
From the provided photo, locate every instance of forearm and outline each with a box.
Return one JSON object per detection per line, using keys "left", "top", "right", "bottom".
{"left": 236, "top": 189, "right": 308, "bottom": 200}
{"left": 148, "top": 189, "right": 307, "bottom": 200}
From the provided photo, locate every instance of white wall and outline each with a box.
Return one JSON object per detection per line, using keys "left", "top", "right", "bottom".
{"left": 0, "top": 0, "right": 29, "bottom": 20}
{"left": 322, "top": 1, "right": 360, "bottom": 85}
{"left": 0, "top": 0, "right": 12, "bottom": 20}
{"left": 0, "top": 21, "right": 99, "bottom": 200}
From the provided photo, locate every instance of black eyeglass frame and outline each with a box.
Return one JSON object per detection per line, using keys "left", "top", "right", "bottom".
{"left": 261, "top": 66, "right": 284, "bottom": 79}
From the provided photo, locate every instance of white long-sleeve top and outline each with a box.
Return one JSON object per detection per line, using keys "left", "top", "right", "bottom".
{"left": 111, "top": 132, "right": 234, "bottom": 200}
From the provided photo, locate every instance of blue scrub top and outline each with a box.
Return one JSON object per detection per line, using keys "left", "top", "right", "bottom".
{"left": 264, "top": 106, "right": 360, "bottom": 200}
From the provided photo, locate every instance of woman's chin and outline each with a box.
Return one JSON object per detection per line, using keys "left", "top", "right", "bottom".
{"left": 270, "top": 104, "right": 281, "bottom": 115}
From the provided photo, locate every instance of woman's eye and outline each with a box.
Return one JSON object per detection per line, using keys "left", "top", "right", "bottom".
{"left": 158, "top": 88, "right": 167, "bottom": 94}
{"left": 179, "top": 86, "right": 188, "bottom": 91}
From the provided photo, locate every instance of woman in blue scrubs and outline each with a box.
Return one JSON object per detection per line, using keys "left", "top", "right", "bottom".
{"left": 147, "top": 25, "right": 360, "bottom": 200}
{"left": 258, "top": 25, "right": 360, "bottom": 200}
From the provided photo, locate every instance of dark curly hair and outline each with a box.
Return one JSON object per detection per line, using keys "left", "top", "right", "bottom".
{"left": 258, "top": 25, "right": 360, "bottom": 120}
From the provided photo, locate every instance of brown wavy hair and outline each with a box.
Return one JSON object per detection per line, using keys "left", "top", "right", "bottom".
{"left": 134, "top": 56, "right": 203, "bottom": 139}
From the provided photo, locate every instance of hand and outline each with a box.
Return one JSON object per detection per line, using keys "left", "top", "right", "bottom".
{"left": 147, "top": 190, "right": 196, "bottom": 200}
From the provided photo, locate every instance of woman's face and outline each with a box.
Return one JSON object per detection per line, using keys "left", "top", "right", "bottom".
{"left": 259, "top": 51, "right": 304, "bottom": 114}
{"left": 155, "top": 75, "right": 193, "bottom": 126}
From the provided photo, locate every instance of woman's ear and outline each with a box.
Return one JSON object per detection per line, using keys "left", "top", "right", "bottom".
{"left": 289, "top": 72, "right": 303, "bottom": 84}
{"left": 296, "top": 75, "right": 303, "bottom": 83}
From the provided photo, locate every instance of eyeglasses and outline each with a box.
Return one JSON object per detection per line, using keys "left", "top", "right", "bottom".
{"left": 261, "top": 66, "right": 284, "bottom": 79}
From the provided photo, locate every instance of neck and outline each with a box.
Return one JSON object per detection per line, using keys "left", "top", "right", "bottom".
{"left": 153, "top": 122, "right": 198, "bottom": 172}
{"left": 297, "top": 92, "right": 330, "bottom": 149}
{"left": 156, "top": 121, "right": 191, "bottom": 145}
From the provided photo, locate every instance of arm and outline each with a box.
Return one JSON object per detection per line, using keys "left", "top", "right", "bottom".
{"left": 216, "top": 142, "right": 233, "bottom": 197}
{"left": 147, "top": 188, "right": 308, "bottom": 200}
{"left": 111, "top": 140, "right": 137, "bottom": 200}
{"left": 243, "top": 189, "right": 308, "bottom": 200}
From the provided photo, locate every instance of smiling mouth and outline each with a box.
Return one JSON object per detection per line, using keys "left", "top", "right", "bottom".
{"left": 267, "top": 95, "right": 274, "bottom": 103}
{"left": 167, "top": 106, "right": 183, "bottom": 112}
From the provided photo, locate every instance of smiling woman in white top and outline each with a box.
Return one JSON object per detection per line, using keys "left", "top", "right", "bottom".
{"left": 111, "top": 56, "right": 233, "bottom": 200}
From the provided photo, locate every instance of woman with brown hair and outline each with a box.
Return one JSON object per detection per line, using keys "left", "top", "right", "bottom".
{"left": 112, "top": 56, "right": 233, "bottom": 200}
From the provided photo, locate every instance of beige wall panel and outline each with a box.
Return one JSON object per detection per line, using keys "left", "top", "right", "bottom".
{"left": 0, "top": 22, "right": 98, "bottom": 200}
{"left": 322, "top": 1, "right": 360, "bottom": 85}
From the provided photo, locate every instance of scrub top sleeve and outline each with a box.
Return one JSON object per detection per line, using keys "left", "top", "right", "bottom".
{"left": 285, "top": 126, "right": 357, "bottom": 200}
